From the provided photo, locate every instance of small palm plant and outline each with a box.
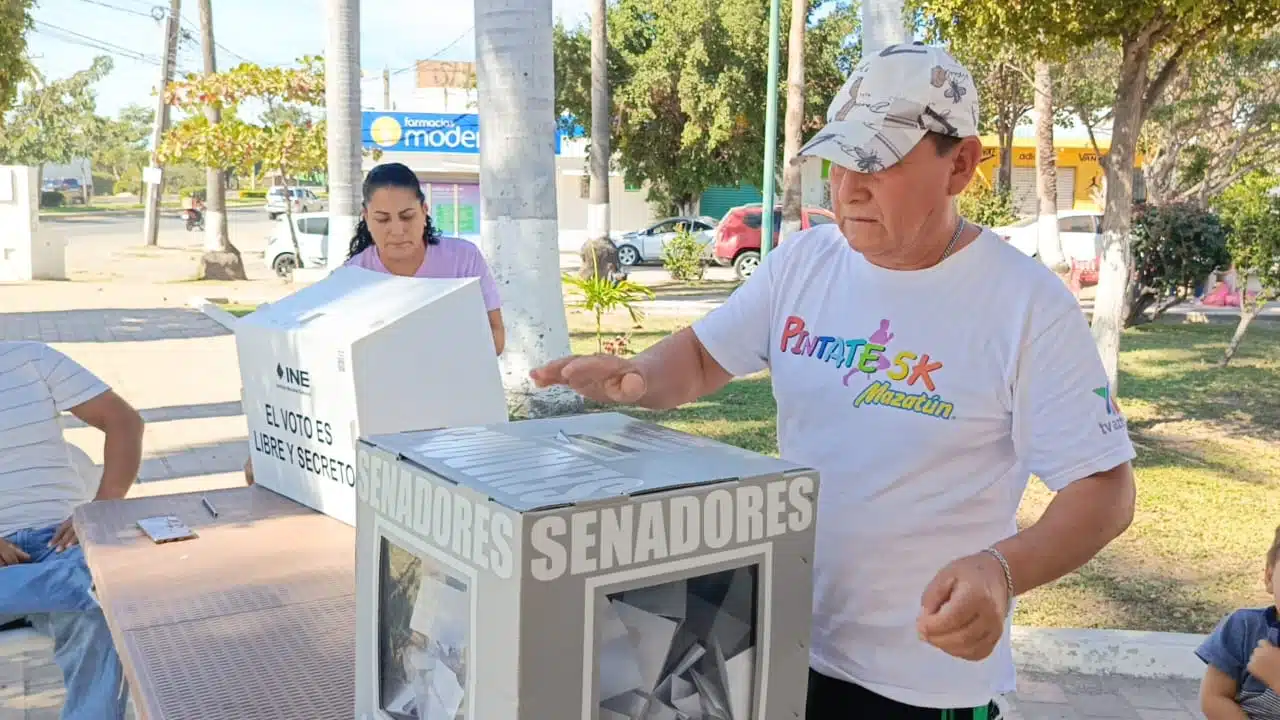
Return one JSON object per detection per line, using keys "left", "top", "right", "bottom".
{"left": 562, "top": 253, "right": 655, "bottom": 353}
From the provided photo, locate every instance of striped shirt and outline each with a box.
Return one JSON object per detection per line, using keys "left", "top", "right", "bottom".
{"left": 0, "top": 342, "right": 109, "bottom": 537}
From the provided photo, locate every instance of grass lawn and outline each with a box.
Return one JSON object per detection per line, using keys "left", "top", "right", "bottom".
{"left": 570, "top": 312, "right": 1280, "bottom": 633}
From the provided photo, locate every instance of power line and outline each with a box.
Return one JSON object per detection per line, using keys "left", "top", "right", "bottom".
{"left": 68, "top": 0, "right": 255, "bottom": 67}
{"left": 72, "top": 0, "right": 161, "bottom": 20}
{"left": 33, "top": 20, "right": 162, "bottom": 66}
{"left": 385, "top": 26, "right": 474, "bottom": 77}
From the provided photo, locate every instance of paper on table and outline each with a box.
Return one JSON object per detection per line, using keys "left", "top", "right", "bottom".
{"left": 136, "top": 516, "right": 197, "bottom": 543}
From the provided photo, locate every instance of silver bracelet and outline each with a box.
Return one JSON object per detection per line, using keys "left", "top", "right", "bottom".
{"left": 982, "top": 547, "right": 1015, "bottom": 609}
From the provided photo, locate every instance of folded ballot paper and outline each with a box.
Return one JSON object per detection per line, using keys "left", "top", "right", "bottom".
{"left": 355, "top": 412, "right": 820, "bottom": 720}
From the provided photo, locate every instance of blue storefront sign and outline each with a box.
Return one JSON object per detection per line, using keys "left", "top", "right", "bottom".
{"left": 362, "top": 112, "right": 562, "bottom": 155}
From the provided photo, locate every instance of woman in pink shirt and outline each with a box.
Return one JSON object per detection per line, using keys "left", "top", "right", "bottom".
{"left": 345, "top": 162, "right": 505, "bottom": 354}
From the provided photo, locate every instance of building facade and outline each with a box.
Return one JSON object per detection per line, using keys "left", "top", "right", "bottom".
{"left": 363, "top": 60, "right": 660, "bottom": 252}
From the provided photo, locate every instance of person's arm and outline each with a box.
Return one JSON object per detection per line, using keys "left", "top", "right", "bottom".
{"left": 68, "top": 390, "right": 144, "bottom": 501}
{"left": 487, "top": 309, "right": 505, "bottom": 355}
{"left": 629, "top": 328, "right": 734, "bottom": 410}
{"left": 1200, "top": 666, "right": 1248, "bottom": 720}
{"left": 1196, "top": 613, "right": 1255, "bottom": 720}
{"left": 1002, "top": 299, "right": 1139, "bottom": 595}
{"left": 33, "top": 343, "right": 143, "bottom": 501}
{"left": 991, "top": 462, "right": 1134, "bottom": 596}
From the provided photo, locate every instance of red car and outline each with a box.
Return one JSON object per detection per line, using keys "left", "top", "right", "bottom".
{"left": 713, "top": 204, "right": 838, "bottom": 280}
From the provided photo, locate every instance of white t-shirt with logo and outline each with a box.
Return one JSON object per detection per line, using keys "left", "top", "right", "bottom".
{"left": 692, "top": 225, "right": 1136, "bottom": 709}
{"left": 0, "top": 342, "right": 109, "bottom": 538}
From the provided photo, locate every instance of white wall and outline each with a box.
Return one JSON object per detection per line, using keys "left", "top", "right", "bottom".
{"left": 0, "top": 166, "right": 66, "bottom": 282}
{"left": 555, "top": 162, "right": 658, "bottom": 252}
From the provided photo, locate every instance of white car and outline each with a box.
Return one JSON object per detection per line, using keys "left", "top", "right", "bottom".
{"left": 264, "top": 212, "right": 331, "bottom": 276}
{"left": 992, "top": 211, "right": 1103, "bottom": 262}
{"left": 265, "top": 187, "right": 324, "bottom": 220}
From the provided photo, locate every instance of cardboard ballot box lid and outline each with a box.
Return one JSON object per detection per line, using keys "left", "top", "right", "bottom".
{"left": 361, "top": 412, "right": 809, "bottom": 512}
{"left": 235, "top": 265, "right": 484, "bottom": 342}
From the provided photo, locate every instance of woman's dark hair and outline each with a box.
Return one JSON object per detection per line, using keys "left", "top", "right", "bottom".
{"left": 347, "top": 162, "right": 441, "bottom": 259}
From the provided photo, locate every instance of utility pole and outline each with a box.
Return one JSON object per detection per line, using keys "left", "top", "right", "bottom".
{"left": 142, "top": 0, "right": 181, "bottom": 248}
{"left": 582, "top": 0, "right": 612, "bottom": 276}
{"left": 325, "top": 0, "right": 362, "bottom": 271}
{"left": 383, "top": 66, "right": 391, "bottom": 110}
{"left": 759, "top": 0, "right": 782, "bottom": 258}
{"left": 474, "top": 0, "right": 580, "bottom": 417}
{"left": 196, "top": 0, "right": 245, "bottom": 279}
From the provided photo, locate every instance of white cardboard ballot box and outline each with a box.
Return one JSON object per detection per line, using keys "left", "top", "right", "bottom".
{"left": 235, "top": 265, "right": 508, "bottom": 526}
{"left": 354, "top": 412, "right": 820, "bottom": 720}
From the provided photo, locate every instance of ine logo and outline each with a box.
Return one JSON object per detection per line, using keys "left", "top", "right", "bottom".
{"left": 275, "top": 362, "right": 311, "bottom": 394}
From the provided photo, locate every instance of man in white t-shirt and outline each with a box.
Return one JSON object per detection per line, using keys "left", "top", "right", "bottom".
{"left": 532, "top": 43, "right": 1136, "bottom": 719}
{"left": 0, "top": 341, "right": 144, "bottom": 720}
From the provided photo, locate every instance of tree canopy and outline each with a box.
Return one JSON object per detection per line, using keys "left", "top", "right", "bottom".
{"left": 0, "top": 0, "right": 33, "bottom": 110}
{"left": 553, "top": 0, "right": 859, "bottom": 213}
{"left": 158, "top": 59, "right": 328, "bottom": 181}
{"left": 0, "top": 56, "right": 113, "bottom": 167}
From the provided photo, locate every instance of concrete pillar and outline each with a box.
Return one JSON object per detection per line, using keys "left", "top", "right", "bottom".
{"left": 0, "top": 166, "right": 66, "bottom": 281}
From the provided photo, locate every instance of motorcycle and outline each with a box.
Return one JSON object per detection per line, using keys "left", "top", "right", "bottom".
{"left": 183, "top": 208, "right": 205, "bottom": 232}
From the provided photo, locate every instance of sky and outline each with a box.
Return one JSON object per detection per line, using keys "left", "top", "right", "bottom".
{"left": 28, "top": 0, "right": 596, "bottom": 119}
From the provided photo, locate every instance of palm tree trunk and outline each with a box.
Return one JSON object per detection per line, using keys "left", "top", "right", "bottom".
{"left": 1034, "top": 61, "right": 1065, "bottom": 270}
{"left": 195, "top": 0, "right": 245, "bottom": 280}
{"left": 325, "top": 0, "right": 362, "bottom": 271}
{"left": 779, "top": 0, "right": 806, "bottom": 240}
{"left": 475, "top": 0, "right": 581, "bottom": 417}
{"left": 861, "top": 0, "right": 909, "bottom": 56}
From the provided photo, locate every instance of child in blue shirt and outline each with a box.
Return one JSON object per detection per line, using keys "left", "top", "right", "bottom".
{"left": 1197, "top": 525, "right": 1280, "bottom": 719}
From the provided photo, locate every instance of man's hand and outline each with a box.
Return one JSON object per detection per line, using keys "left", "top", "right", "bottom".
{"left": 917, "top": 552, "right": 1012, "bottom": 661}
{"left": 49, "top": 517, "right": 79, "bottom": 552}
{"left": 1248, "top": 639, "right": 1280, "bottom": 691}
{"left": 0, "top": 536, "right": 30, "bottom": 566}
{"left": 530, "top": 354, "right": 647, "bottom": 405}
{"left": 244, "top": 458, "right": 256, "bottom": 486}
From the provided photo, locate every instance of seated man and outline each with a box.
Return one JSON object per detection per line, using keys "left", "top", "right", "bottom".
{"left": 0, "top": 341, "right": 144, "bottom": 720}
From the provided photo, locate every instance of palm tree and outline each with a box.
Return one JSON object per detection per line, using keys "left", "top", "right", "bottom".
{"left": 196, "top": 0, "right": 246, "bottom": 280}
{"left": 475, "top": 0, "right": 581, "bottom": 417}
{"left": 325, "top": 0, "right": 361, "bottom": 271}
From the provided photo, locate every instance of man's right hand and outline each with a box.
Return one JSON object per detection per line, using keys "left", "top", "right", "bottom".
{"left": 530, "top": 354, "right": 647, "bottom": 405}
{"left": 0, "top": 537, "right": 30, "bottom": 567}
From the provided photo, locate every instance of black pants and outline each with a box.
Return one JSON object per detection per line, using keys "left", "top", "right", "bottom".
{"left": 806, "top": 669, "right": 1002, "bottom": 720}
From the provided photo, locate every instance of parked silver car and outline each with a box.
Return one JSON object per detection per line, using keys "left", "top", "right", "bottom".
{"left": 609, "top": 216, "right": 718, "bottom": 267}
{"left": 265, "top": 186, "right": 324, "bottom": 220}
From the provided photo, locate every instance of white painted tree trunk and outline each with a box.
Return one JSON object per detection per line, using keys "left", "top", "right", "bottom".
{"left": 1090, "top": 44, "right": 1148, "bottom": 393}
{"left": 860, "top": 0, "right": 909, "bottom": 57}
{"left": 325, "top": 0, "right": 362, "bottom": 271}
{"left": 1033, "top": 62, "right": 1065, "bottom": 270}
{"left": 475, "top": 0, "right": 581, "bottom": 417}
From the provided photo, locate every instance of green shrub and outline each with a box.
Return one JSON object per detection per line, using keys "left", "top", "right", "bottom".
{"left": 1127, "top": 202, "right": 1230, "bottom": 325}
{"left": 239, "top": 189, "right": 267, "bottom": 199}
{"left": 39, "top": 191, "right": 64, "bottom": 208}
{"left": 661, "top": 228, "right": 709, "bottom": 281}
{"left": 113, "top": 178, "right": 141, "bottom": 197}
{"left": 957, "top": 182, "right": 1018, "bottom": 227}
{"left": 91, "top": 173, "right": 115, "bottom": 195}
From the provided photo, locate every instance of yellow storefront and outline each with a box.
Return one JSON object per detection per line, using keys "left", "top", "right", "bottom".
{"left": 974, "top": 136, "right": 1145, "bottom": 215}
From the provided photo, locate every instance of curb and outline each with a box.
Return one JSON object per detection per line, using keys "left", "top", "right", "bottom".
{"left": 188, "top": 296, "right": 240, "bottom": 331}
{"left": 1010, "top": 626, "right": 1204, "bottom": 679}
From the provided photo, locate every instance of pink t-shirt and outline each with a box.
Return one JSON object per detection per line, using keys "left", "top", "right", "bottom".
{"left": 344, "top": 236, "right": 502, "bottom": 311}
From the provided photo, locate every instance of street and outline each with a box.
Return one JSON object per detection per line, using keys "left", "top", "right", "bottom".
{"left": 40, "top": 208, "right": 740, "bottom": 287}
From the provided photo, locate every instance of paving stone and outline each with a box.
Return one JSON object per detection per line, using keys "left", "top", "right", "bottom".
{"left": 1117, "top": 682, "right": 1184, "bottom": 710}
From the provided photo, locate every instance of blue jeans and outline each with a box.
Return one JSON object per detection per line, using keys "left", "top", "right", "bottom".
{"left": 0, "top": 524, "right": 128, "bottom": 720}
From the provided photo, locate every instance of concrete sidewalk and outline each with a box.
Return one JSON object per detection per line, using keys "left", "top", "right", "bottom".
{"left": 0, "top": 280, "right": 1214, "bottom": 720}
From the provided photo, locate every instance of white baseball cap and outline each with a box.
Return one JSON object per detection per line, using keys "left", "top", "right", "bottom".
{"left": 796, "top": 42, "right": 980, "bottom": 173}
